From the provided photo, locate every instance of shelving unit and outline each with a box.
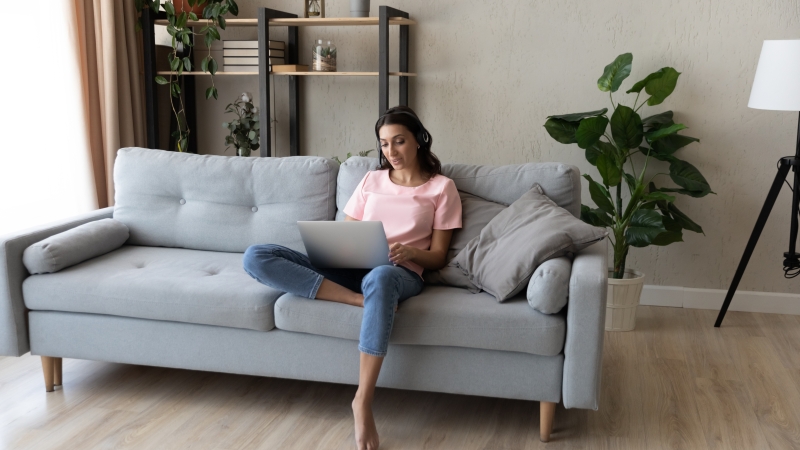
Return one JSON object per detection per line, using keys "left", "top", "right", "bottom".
{"left": 141, "top": 6, "right": 415, "bottom": 157}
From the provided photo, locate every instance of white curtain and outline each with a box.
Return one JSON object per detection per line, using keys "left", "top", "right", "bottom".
{"left": 0, "top": 0, "right": 95, "bottom": 236}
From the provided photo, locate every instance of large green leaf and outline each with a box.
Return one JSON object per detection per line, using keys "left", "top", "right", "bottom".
{"left": 646, "top": 67, "right": 681, "bottom": 106}
{"left": 669, "top": 160, "right": 713, "bottom": 196}
{"left": 581, "top": 205, "right": 613, "bottom": 228}
{"left": 610, "top": 105, "right": 643, "bottom": 150}
{"left": 544, "top": 118, "right": 579, "bottom": 144}
{"left": 645, "top": 123, "right": 687, "bottom": 142}
{"left": 583, "top": 174, "right": 616, "bottom": 215}
{"left": 626, "top": 70, "right": 663, "bottom": 94}
{"left": 623, "top": 172, "right": 637, "bottom": 192}
{"left": 651, "top": 230, "right": 684, "bottom": 246}
{"left": 667, "top": 202, "right": 704, "bottom": 234}
{"left": 597, "top": 53, "right": 633, "bottom": 93}
{"left": 576, "top": 116, "right": 609, "bottom": 149}
{"left": 586, "top": 146, "right": 601, "bottom": 166}
{"left": 642, "top": 111, "right": 674, "bottom": 128}
{"left": 651, "top": 134, "right": 699, "bottom": 156}
{"left": 625, "top": 210, "right": 667, "bottom": 247}
{"left": 596, "top": 154, "right": 622, "bottom": 187}
{"left": 547, "top": 109, "right": 608, "bottom": 122}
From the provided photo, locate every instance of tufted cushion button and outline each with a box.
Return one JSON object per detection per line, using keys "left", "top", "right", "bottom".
{"left": 179, "top": 199, "right": 186, "bottom": 205}
{"left": 251, "top": 206, "right": 258, "bottom": 212}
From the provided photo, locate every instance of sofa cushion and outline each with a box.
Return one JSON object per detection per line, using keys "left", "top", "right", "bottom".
{"left": 22, "top": 246, "right": 282, "bottom": 332}
{"left": 113, "top": 147, "right": 339, "bottom": 253}
{"left": 336, "top": 156, "right": 581, "bottom": 219}
{"left": 335, "top": 156, "right": 381, "bottom": 221}
{"left": 274, "top": 285, "right": 566, "bottom": 356}
{"left": 22, "top": 218, "right": 129, "bottom": 274}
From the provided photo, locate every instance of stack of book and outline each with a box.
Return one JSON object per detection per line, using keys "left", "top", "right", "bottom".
{"left": 222, "top": 40, "right": 286, "bottom": 72}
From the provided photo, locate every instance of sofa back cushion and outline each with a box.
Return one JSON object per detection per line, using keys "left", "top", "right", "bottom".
{"left": 113, "top": 148, "right": 338, "bottom": 253}
{"left": 336, "top": 156, "right": 582, "bottom": 221}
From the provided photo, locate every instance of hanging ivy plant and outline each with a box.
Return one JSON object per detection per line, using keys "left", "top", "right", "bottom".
{"left": 135, "top": 0, "right": 239, "bottom": 152}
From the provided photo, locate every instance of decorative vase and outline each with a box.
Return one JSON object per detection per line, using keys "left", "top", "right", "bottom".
{"left": 605, "top": 269, "right": 645, "bottom": 331}
{"left": 311, "top": 40, "right": 337, "bottom": 72}
{"left": 350, "top": 0, "right": 370, "bottom": 17}
{"left": 237, "top": 147, "right": 251, "bottom": 157}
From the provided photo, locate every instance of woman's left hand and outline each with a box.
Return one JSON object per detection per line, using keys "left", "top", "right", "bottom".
{"left": 389, "top": 243, "right": 416, "bottom": 265}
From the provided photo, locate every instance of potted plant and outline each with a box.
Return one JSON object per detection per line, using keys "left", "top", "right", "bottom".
{"left": 331, "top": 149, "right": 375, "bottom": 165}
{"left": 543, "top": 53, "right": 713, "bottom": 331}
{"left": 222, "top": 93, "right": 260, "bottom": 157}
{"left": 135, "top": 0, "right": 239, "bottom": 152}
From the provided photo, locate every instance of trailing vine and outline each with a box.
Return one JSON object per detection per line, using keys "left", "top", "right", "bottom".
{"left": 135, "top": 0, "right": 239, "bottom": 152}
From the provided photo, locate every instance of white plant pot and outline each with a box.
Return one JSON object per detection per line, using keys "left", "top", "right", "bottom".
{"left": 605, "top": 269, "right": 645, "bottom": 331}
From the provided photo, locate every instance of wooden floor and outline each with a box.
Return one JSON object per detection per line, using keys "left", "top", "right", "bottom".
{"left": 1, "top": 306, "right": 800, "bottom": 449}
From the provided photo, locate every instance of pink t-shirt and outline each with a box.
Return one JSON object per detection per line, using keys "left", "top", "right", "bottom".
{"left": 343, "top": 170, "right": 463, "bottom": 278}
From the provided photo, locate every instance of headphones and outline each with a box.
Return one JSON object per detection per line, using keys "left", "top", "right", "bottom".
{"left": 374, "top": 110, "right": 431, "bottom": 159}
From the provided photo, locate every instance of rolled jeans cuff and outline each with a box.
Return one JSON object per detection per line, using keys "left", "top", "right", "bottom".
{"left": 358, "top": 345, "right": 387, "bottom": 357}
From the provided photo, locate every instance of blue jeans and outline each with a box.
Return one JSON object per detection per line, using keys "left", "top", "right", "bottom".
{"left": 242, "top": 244, "right": 425, "bottom": 357}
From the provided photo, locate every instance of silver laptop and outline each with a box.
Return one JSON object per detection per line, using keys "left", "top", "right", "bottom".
{"left": 297, "top": 221, "right": 392, "bottom": 269}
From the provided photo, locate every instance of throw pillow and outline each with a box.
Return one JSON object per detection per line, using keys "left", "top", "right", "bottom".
{"left": 23, "top": 218, "right": 130, "bottom": 274}
{"left": 423, "top": 191, "right": 507, "bottom": 290}
{"left": 447, "top": 184, "right": 607, "bottom": 302}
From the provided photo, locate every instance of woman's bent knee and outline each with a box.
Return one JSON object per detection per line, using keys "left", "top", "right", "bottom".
{"left": 243, "top": 244, "right": 282, "bottom": 273}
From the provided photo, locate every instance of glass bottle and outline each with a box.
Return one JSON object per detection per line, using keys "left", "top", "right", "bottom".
{"left": 308, "top": 0, "right": 321, "bottom": 17}
{"left": 312, "top": 40, "right": 336, "bottom": 72}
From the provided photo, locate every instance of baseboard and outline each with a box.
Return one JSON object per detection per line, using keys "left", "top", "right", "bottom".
{"left": 639, "top": 285, "right": 800, "bottom": 316}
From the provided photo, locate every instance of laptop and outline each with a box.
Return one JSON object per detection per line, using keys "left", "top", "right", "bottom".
{"left": 297, "top": 221, "right": 393, "bottom": 269}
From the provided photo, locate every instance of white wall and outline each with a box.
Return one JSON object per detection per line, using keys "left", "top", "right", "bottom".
{"left": 189, "top": 0, "right": 800, "bottom": 294}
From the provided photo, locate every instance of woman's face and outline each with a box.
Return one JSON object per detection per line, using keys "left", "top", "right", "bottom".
{"left": 379, "top": 124, "right": 419, "bottom": 171}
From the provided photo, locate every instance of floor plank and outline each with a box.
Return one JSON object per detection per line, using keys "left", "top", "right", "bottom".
{"left": 1, "top": 306, "right": 799, "bottom": 449}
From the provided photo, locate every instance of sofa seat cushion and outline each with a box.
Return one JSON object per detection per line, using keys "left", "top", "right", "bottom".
{"left": 22, "top": 246, "right": 282, "bottom": 332}
{"left": 274, "top": 285, "right": 566, "bottom": 356}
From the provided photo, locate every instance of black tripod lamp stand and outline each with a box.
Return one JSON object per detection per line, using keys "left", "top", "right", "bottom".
{"left": 715, "top": 40, "right": 800, "bottom": 327}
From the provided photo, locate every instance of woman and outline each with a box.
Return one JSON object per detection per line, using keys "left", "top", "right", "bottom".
{"left": 242, "top": 106, "right": 462, "bottom": 450}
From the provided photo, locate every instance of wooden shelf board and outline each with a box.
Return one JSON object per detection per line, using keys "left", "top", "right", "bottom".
{"left": 153, "top": 17, "right": 415, "bottom": 27}
{"left": 273, "top": 71, "right": 416, "bottom": 76}
{"left": 156, "top": 71, "right": 257, "bottom": 76}
{"left": 157, "top": 71, "right": 416, "bottom": 77}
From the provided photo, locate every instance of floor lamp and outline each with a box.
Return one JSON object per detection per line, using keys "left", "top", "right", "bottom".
{"left": 715, "top": 40, "right": 800, "bottom": 327}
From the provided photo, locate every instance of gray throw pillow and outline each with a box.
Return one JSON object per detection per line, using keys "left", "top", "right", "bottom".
{"left": 527, "top": 256, "right": 572, "bottom": 314}
{"left": 423, "top": 191, "right": 507, "bottom": 290}
{"left": 446, "top": 184, "right": 607, "bottom": 302}
{"left": 23, "top": 218, "right": 130, "bottom": 274}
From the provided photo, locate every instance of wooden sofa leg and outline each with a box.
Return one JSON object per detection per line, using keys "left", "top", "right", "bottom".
{"left": 53, "top": 358, "right": 63, "bottom": 387}
{"left": 540, "top": 401, "right": 556, "bottom": 442}
{"left": 41, "top": 356, "right": 55, "bottom": 392}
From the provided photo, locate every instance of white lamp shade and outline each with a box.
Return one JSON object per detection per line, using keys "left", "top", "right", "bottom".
{"left": 748, "top": 40, "right": 800, "bottom": 111}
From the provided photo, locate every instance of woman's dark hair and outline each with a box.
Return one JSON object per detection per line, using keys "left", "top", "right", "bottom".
{"left": 374, "top": 105, "right": 441, "bottom": 178}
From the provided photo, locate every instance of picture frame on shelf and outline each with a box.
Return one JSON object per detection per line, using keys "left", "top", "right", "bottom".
{"left": 302, "top": 0, "right": 326, "bottom": 18}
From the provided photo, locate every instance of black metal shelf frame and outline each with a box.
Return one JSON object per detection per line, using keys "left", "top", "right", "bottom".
{"left": 141, "top": 6, "right": 411, "bottom": 157}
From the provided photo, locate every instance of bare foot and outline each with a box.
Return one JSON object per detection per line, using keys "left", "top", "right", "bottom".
{"left": 352, "top": 395, "right": 379, "bottom": 450}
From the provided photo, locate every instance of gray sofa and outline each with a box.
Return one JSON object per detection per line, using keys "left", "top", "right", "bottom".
{"left": 0, "top": 148, "right": 607, "bottom": 442}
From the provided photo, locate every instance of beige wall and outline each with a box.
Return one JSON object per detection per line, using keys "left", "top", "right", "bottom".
{"left": 190, "top": 0, "right": 800, "bottom": 294}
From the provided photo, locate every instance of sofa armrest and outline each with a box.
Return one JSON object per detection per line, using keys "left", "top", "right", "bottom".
{"left": 562, "top": 239, "right": 608, "bottom": 410}
{"left": 0, "top": 207, "right": 115, "bottom": 356}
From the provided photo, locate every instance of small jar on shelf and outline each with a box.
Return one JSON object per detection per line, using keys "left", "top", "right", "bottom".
{"left": 312, "top": 40, "right": 337, "bottom": 72}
